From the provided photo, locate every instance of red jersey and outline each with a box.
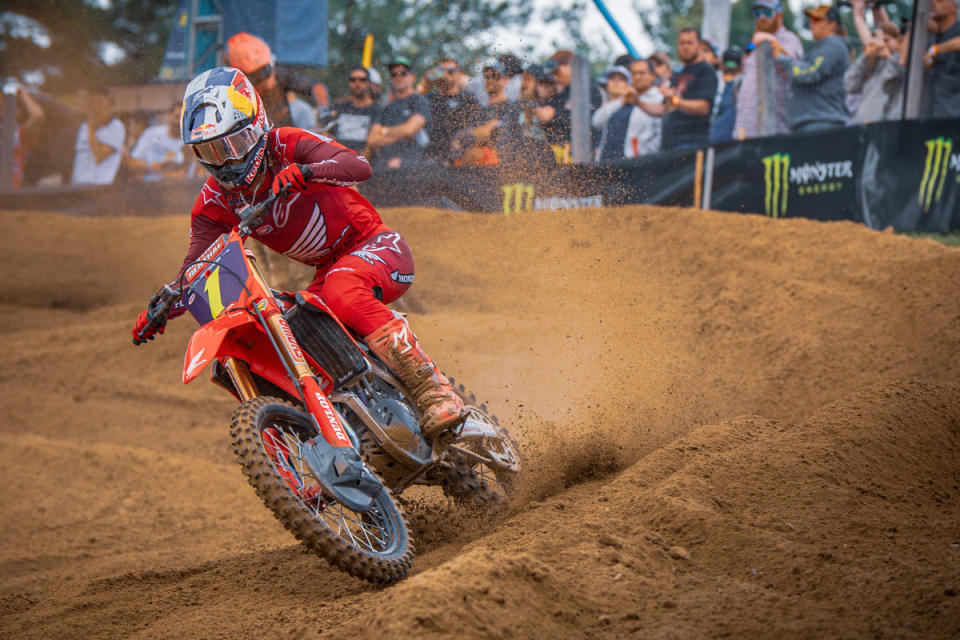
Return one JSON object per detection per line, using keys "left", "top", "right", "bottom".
{"left": 178, "top": 127, "right": 387, "bottom": 280}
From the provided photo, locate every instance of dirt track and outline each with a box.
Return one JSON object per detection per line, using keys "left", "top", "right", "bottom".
{"left": 1, "top": 205, "right": 958, "bottom": 639}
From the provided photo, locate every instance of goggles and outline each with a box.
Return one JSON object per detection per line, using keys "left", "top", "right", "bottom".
{"left": 246, "top": 64, "right": 274, "bottom": 86}
{"left": 191, "top": 124, "right": 264, "bottom": 166}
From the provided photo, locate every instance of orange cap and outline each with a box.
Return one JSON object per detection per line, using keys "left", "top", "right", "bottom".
{"left": 226, "top": 32, "right": 272, "bottom": 74}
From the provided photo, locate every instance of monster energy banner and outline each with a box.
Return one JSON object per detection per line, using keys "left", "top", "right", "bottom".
{"left": 709, "top": 119, "right": 960, "bottom": 230}
{"left": 360, "top": 118, "right": 959, "bottom": 231}
{"left": 708, "top": 126, "right": 861, "bottom": 222}
{"left": 2, "top": 120, "right": 958, "bottom": 231}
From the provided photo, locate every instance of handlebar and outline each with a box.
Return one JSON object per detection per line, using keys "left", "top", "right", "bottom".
{"left": 132, "top": 284, "right": 180, "bottom": 345}
{"left": 237, "top": 163, "right": 314, "bottom": 235}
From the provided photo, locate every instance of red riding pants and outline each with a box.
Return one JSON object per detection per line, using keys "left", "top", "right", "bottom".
{"left": 305, "top": 229, "right": 415, "bottom": 336}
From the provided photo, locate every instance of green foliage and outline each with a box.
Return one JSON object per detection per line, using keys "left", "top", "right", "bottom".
{"left": 0, "top": 0, "right": 179, "bottom": 90}
{"left": 636, "top": 0, "right": 800, "bottom": 56}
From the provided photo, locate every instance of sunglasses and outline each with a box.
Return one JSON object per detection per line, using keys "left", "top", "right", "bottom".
{"left": 753, "top": 7, "right": 775, "bottom": 18}
{"left": 440, "top": 66, "right": 458, "bottom": 73}
{"left": 348, "top": 76, "right": 369, "bottom": 82}
{"left": 390, "top": 69, "right": 409, "bottom": 78}
{"left": 246, "top": 63, "right": 273, "bottom": 85}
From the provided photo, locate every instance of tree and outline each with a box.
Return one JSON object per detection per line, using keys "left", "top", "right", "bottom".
{"left": 636, "top": 0, "right": 799, "bottom": 56}
{"left": 0, "top": 0, "right": 178, "bottom": 91}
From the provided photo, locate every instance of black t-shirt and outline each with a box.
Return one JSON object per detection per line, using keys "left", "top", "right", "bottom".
{"left": 332, "top": 99, "right": 382, "bottom": 153}
{"left": 661, "top": 61, "right": 718, "bottom": 151}
{"left": 541, "top": 83, "right": 603, "bottom": 146}
{"left": 476, "top": 100, "right": 523, "bottom": 165}
{"left": 427, "top": 91, "right": 481, "bottom": 159}
{"left": 373, "top": 93, "right": 431, "bottom": 168}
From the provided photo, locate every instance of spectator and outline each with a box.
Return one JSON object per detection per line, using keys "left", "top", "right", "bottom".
{"left": 648, "top": 52, "right": 675, "bottom": 84}
{"left": 332, "top": 66, "right": 382, "bottom": 154}
{"left": 367, "top": 67, "right": 384, "bottom": 104}
{"left": 592, "top": 65, "right": 633, "bottom": 161}
{"left": 499, "top": 53, "right": 525, "bottom": 102}
{"left": 367, "top": 56, "right": 431, "bottom": 170}
{"left": 287, "top": 92, "right": 319, "bottom": 130}
{"left": 711, "top": 47, "right": 745, "bottom": 144}
{"left": 72, "top": 86, "right": 125, "bottom": 185}
{"left": 845, "top": 0, "right": 905, "bottom": 123}
{"left": 593, "top": 62, "right": 663, "bottom": 161}
{"left": 700, "top": 38, "right": 726, "bottom": 121}
{"left": 539, "top": 49, "right": 603, "bottom": 163}
{"left": 734, "top": 0, "right": 804, "bottom": 139}
{"left": 124, "top": 109, "right": 152, "bottom": 158}
{"left": 777, "top": 5, "right": 849, "bottom": 133}
{"left": 638, "top": 28, "right": 717, "bottom": 151}
{"left": 0, "top": 83, "right": 44, "bottom": 188}
{"left": 225, "top": 32, "right": 330, "bottom": 128}
{"left": 923, "top": 0, "right": 960, "bottom": 118}
{"left": 425, "top": 57, "right": 481, "bottom": 162}
{"left": 126, "top": 102, "right": 186, "bottom": 181}
{"left": 451, "top": 60, "right": 522, "bottom": 166}
{"left": 701, "top": 39, "right": 721, "bottom": 70}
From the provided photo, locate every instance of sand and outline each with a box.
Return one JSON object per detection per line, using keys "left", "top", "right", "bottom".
{"left": 0, "top": 205, "right": 958, "bottom": 639}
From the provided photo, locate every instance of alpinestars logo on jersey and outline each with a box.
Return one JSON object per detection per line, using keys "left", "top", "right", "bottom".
{"left": 761, "top": 153, "right": 855, "bottom": 218}
{"left": 918, "top": 137, "right": 959, "bottom": 213}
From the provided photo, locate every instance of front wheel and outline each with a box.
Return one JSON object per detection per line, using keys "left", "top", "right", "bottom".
{"left": 230, "top": 396, "right": 413, "bottom": 583}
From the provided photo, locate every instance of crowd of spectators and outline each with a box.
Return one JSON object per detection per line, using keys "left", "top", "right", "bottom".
{"left": 3, "top": 2, "right": 959, "bottom": 190}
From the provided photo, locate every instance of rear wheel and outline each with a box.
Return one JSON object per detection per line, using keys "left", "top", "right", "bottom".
{"left": 230, "top": 396, "right": 413, "bottom": 584}
{"left": 443, "top": 380, "right": 522, "bottom": 506}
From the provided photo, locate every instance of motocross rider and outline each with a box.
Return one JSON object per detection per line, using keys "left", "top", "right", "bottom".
{"left": 131, "top": 67, "right": 465, "bottom": 439}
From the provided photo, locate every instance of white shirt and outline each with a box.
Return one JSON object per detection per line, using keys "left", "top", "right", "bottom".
{"left": 72, "top": 118, "right": 125, "bottom": 185}
{"left": 591, "top": 86, "right": 663, "bottom": 160}
{"left": 130, "top": 123, "right": 183, "bottom": 181}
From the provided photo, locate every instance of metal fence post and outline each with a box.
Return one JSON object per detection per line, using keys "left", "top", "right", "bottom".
{"left": 903, "top": 0, "right": 931, "bottom": 119}
{"left": 0, "top": 90, "right": 15, "bottom": 191}
{"left": 570, "top": 55, "right": 592, "bottom": 164}
{"left": 756, "top": 41, "right": 777, "bottom": 137}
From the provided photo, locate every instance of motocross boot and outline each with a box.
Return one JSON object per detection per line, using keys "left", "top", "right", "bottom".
{"left": 364, "top": 317, "right": 466, "bottom": 439}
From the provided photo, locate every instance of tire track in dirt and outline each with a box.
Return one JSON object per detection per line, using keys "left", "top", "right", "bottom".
{"left": 1, "top": 206, "right": 958, "bottom": 638}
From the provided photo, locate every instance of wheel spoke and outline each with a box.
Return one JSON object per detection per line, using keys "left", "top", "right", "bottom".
{"left": 259, "top": 415, "right": 398, "bottom": 555}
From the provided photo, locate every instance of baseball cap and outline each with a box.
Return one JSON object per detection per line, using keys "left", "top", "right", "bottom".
{"left": 482, "top": 59, "right": 507, "bottom": 76}
{"left": 525, "top": 63, "right": 553, "bottom": 83}
{"left": 753, "top": 0, "right": 783, "bottom": 11}
{"left": 722, "top": 47, "right": 744, "bottom": 69}
{"left": 603, "top": 65, "right": 630, "bottom": 83}
{"left": 388, "top": 56, "right": 412, "bottom": 70}
{"left": 804, "top": 4, "right": 839, "bottom": 21}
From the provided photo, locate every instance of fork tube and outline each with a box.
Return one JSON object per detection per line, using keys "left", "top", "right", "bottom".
{"left": 262, "top": 310, "right": 353, "bottom": 448}
{"left": 222, "top": 357, "right": 259, "bottom": 401}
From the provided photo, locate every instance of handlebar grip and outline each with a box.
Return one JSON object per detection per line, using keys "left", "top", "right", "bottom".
{"left": 132, "top": 285, "right": 179, "bottom": 345}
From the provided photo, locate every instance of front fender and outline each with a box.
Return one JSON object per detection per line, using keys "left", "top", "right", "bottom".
{"left": 183, "top": 309, "right": 258, "bottom": 384}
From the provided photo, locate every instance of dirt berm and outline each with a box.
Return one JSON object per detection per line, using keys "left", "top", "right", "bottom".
{"left": 0, "top": 205, "right": 958, "bottom": 639}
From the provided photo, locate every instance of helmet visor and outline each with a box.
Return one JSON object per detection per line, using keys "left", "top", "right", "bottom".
{"left": 191, "top": 124, "right": 264, "bottom": 166}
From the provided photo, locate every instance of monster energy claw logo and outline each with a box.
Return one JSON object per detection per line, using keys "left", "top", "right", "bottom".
{"left": 918, "top": 137, "right": 954, "bottom": 213}
{"left": 761, "top": 153, "right": 790, "bottom": 218}
{"left": 501, "top": 183, "right": 535, "bottom": 215}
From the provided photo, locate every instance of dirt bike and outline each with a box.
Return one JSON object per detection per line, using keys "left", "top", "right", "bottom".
{"left": 133, "top": 166, "right": 520, "bottom": 584}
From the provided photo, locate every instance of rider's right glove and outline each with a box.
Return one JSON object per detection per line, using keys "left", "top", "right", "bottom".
{"left": 132, "top": 308, "right": 166, "bottom": 344}
{"left": 272, "top": 164, "right": 309, "bottom": 196}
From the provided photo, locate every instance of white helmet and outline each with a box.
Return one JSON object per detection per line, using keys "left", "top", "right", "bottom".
{"left": 180, "top": 67, "right": 271, "bottom": 190}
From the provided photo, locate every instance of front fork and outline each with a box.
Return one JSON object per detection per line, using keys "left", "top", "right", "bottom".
{"left": 224, "top": 251, "right": 354, "bottom": 449}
